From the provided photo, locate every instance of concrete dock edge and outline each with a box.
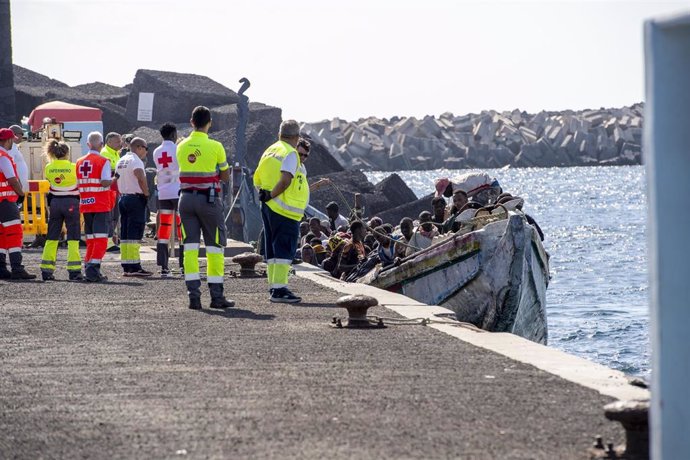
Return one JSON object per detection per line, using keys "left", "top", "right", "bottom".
{"left": 294, "top": 263, "right": 650, "bottom": 402}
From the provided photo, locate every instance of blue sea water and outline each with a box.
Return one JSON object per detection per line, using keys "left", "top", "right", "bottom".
{"left": 365, "top": 166, "right": 650, "bottom": 378}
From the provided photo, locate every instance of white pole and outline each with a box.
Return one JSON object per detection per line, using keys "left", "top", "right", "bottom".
{"left": 644, "top": 12, "right": 690, "bottom": 459}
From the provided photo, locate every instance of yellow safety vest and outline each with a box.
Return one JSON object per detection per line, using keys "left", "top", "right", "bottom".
{"left": 254, "top": 140, "right": 308, "bottom": 221}
{"left": 176, "top": 131, "right": 229, "bottom": 192}
{"left": 100, "top": 145, "right": 120, "bottom": 171}
{"left": 45, "top": 159, "right": 79, "bottom": 196}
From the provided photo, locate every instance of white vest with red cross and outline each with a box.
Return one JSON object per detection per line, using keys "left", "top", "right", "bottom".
{"left": 153, "top": 140, "right": 180, "bottom": 200}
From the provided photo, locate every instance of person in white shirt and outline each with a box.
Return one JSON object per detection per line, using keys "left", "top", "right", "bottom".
{"left": 325, "top": 201, "right": 349, "bottom": 232}
{"left": 8, "top": 125, "right": 29, "bottom": 193}
{"left": 406, "top": 211, "right": 439, "bottom": 257}
{"left": 114, "top": 137, "right": 152, "bottom": 277}
{"left": 152, "top": 123, "right": 182, "bottom": 277}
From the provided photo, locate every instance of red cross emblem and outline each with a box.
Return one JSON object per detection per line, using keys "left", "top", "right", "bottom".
{"left": 159, "top": 151, "right": 173, "bottom": 168}
{"left": 79, "top": 161, "right": 93, "bottom": 177}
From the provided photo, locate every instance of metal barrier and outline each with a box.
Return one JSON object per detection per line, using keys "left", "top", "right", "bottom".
{"left": 22, "top": 180, "right": 50, "bottom": 236}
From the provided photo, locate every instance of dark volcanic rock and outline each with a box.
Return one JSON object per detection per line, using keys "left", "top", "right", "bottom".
{"left": 309, "top": 170, "right": 375, "bottom": 215}
{"left": 378, "top": 193, "right": 434, "bottom": 226}
{"left": 131, "top": 126, "right": 164, "bottom": 168}
{"left": 210, "top": 101, "right": 282, "bottom": 135}
{"left": 14, "top": 83, "right": 131, "bottom": 134}
{"left": 72, "top": 82, "right": 129, "bottom": 107}
{"left": 13, "top": 66, "right": 130, "bottom": 133}
{"left": 302, "top": 137, "right": 344, "bottom": 177}
{"left": 307, "top": 169, "right": 400, "bottom": 217}
{"left": 13, "top": 64, "right": 69, "bottom": 89}
{"left": 373, "top": 173, "right": 417, "bottom": 208}
{"left": 98, "top": 102, "right": 130, "bottom": 135}
{"left": 124, "top": 69, "right": 239, "bottom": 126}
{"left": 222, "top": 122, "right": 276, "bottom": 169}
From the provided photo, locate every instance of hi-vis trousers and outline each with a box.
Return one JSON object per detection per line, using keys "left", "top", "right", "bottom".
{"left": 261, "top": 203, "right": 299, "bottom": 290}
{"left": 156, "top": 198, "right": 183, "bottom": 270}
{"left": 40, "top": 196, "right": 82, "bottom": 274}
{"left": 83, "top": 211, "right": 109, "bottom": 280}
{"left": 0, "top": 200, "right": 24, "bottom": 272}
{"left": 179, "top": 191, "right": 226, "bottom": 301}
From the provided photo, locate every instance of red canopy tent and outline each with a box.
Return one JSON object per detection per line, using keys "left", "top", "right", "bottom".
{"left": 27, "top": 101, "right": 102, "bottom": 132}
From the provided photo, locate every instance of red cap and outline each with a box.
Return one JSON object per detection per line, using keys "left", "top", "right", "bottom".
{"left": 0, "top": 128, "right": 15, "bottom": 140}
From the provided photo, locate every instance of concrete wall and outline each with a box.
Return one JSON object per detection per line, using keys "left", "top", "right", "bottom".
{"left": 0, "top": 0, "right": 16, "bottom": 126}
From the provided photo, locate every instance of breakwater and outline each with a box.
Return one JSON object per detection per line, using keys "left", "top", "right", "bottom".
{"left": 302, "top": 105, "right": 644, "bottom": 171}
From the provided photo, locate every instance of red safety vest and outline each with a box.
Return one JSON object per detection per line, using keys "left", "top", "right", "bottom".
{"left": 0, "top": 148, "right": 19, "bottom": 203}
{"left": 76, "top": 152, "right": 111, "bottom": 213}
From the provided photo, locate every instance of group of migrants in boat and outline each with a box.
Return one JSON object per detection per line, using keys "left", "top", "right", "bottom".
{"left": 291, "top": 171, "right": 544, "bottom": 282}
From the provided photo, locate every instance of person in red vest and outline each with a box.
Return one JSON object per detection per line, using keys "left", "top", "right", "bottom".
{"left": 76, "top": 131, "right": 113, "bottom": 282}
{"left": 0, "top": 128, "right": 35, "bottom": 279}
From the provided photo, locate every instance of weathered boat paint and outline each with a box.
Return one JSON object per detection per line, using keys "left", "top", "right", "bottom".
{"left": 359, "top": 213, "right": 550, "bottom": 344}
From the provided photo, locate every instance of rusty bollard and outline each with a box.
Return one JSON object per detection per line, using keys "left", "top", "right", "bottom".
{"left": 231, "top": 252, "right": 264, "bottom": 277}
{"left": 335, "top": 294, "right": 383, "bottom": 328}
{"left": 603, "top": 399, "right": 649, "bottom": 460}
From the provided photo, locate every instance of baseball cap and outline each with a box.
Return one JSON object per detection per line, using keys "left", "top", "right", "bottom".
{"left": 0, "top": 128, "right": 15, "bottom": 140}
{"left": 9, "top": 125, "right": 23, "bottom": 138}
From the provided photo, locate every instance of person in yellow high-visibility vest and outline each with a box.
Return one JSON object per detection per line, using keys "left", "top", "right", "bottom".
{"left": 254, "top": 120, "right": 309, "bottom": 303}
{"left": 177, "top": 106, "right": 234, "bottom": 310}
{"left": 40, "top": 140, "right": 84, "bottom": 281}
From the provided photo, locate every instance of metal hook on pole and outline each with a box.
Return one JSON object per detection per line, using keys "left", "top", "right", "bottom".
{"left": 238, "top": 77, "right": 251, "bottom": 96}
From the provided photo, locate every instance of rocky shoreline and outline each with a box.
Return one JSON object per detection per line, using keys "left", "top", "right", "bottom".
{"left": 302, "top": 105, "right": 644, "bottom": 171}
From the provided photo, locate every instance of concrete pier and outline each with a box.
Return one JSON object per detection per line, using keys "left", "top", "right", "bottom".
{"left": 0, "top": 249, "right": 647, "bottom": 458}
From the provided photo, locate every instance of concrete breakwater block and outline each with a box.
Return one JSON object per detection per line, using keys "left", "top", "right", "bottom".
{"left": 301, "top": 103, "right": 646, "bottom": 170}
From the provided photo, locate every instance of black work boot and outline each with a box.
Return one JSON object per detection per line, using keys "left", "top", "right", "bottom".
{"left": 0, "top": 254, "right": 10, "bottom": 279}
{"left": 186, "top": 279, "right": 202, "bottom": 310}
{"left": 209, "top": 283, "right": 235, "bottom": 309}
{"left": 188, "top": 298, "right": 202, "bottom": 310}
{"left": 11, "top": 268, "right": 37, "bottom": 280}
{"left": 85, "top": 264, "right": 107, "bottom": 282}
{"left": 68, "top": 272, "right": 85, "bottom": 282}
{"left": 42, "top": 271, "right": 55, "bottom": 281}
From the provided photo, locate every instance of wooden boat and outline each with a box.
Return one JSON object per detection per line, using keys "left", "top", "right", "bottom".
{"left": 357, "top": 211, "right": 550, "bottom": 344}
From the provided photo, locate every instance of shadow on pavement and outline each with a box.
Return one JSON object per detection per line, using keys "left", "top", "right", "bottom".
{"left": 289, "top": 302, "right": 338, "bottom": 308}
{"left": 101, "top": 281, "right": 146, "bottom": 286}
{"left": 199, "top": 308, "right": 275, "bottom": 321}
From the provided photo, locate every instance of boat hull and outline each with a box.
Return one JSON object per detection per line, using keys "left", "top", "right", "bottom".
{"left": 360, "top": 214, "right": 549, "bottom": 344}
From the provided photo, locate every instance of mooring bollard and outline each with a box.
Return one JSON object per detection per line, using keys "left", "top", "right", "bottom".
{"left": 231, "top": 252, "right": 264, "bottom": 277}
{"left": 590, "top": 400, "right": 649, "bottom": 459}
{"left": 334, "top": 294, "right": 382, "bottom": 328}
{"left": 603, "top": 399, "right": 649, "bottom": 460}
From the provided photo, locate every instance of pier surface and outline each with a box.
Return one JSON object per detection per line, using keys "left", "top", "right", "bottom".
{"left": 1, "top": 249, "right": 626, "bottom": 459}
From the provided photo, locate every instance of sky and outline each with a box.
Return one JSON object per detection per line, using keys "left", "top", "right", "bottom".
{"left": 9, "top": 0, "right": 690, "bottom": 122}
